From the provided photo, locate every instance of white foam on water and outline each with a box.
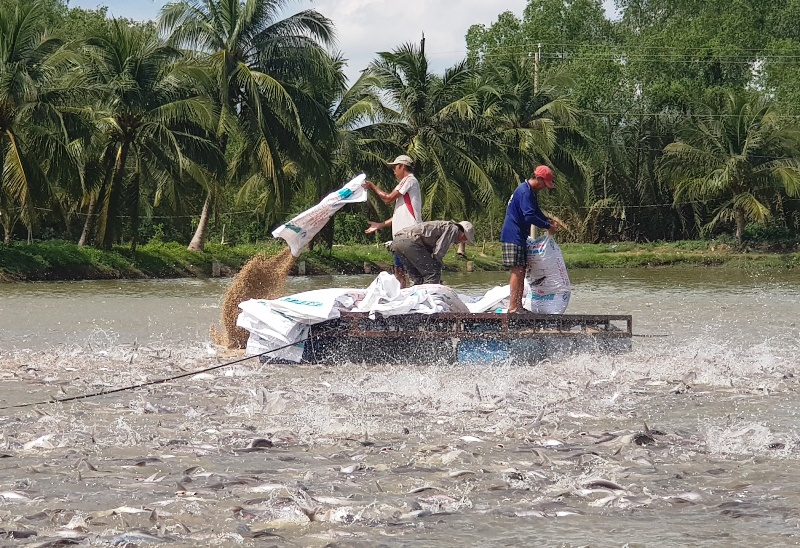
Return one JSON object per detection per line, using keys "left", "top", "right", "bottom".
{"left": 2, "top": 273, "right": 799, "bottom": 547}
{"left": 703, "top": 422, "right": 776, "bottom": 456}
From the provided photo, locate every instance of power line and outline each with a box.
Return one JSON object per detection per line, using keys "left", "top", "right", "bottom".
{"left": 427, "top": 43, "right": 800, "bottom": 64}
{"left": 548, "top": 198, "right": 800, "bottom": 211}
{"left": 482, "top": 52, "right": 800, "bottom": 65}
{"left": 535, "top": 44, "right": 800, "bottom": 54}
{"left": 456, "top": 42, "right": 800, "bottom": 55}
{"left": 578, "top": 111, "right": 800, "bottom": 119}
{"left": 5, "top": 208, "right": 297, "bottom": 219}
{"left": 542, "top": 55, "right": 794, "bottom": 65}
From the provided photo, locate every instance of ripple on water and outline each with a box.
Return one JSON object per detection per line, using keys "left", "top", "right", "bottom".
{"left": 0, "top": 271, "right": 799, "bottom": 545}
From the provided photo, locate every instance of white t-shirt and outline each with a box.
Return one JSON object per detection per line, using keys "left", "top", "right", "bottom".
{"left": 391, "top": 174, "right": 422, "bottom": 236}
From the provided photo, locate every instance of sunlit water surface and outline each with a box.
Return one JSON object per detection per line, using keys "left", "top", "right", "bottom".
{"left": 0, "top": 267, "right": 799, "bottom": 547}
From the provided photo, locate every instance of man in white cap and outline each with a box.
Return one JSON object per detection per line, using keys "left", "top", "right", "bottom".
{"left": 500, "top": 165, "right": 559, "bottom": 314}
{"left": 392, "top": 220, "right": 474, "bottom": 285}
{"left": 364, "top": 154, "right": 423, "bottom": 288}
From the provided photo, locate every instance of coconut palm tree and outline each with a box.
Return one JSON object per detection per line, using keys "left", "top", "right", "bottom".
{"left": 313, "top": 61, "right": 400, "bottom": 248}
{"left": 79, "top": 19, "right": 219, "bottom": 250}
{"left": 160, "top": 0, "right": 338, "bottom": 251}
{"left": 0, "top": 1, "right": 72, "bottom": 242}
{"left": 468, "top": 55, "right": 609, "bottom": 244}
{"left": 482, "top": 57, "right": 578, "bottom": 178}
{"left": 367, "top": 40, "right": 514, "bottom": 221}
{"left": 659, "top": 91, "right": 800, "bottom": 243}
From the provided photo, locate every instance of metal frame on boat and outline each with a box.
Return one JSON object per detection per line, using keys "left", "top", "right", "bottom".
{"left": 298, "top": 312, "right": 633, "bottom": 365}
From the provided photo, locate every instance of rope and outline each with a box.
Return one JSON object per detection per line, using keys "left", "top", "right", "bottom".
{"left": 0, "top": 339, "right": 307, "bottom": 411}
{"left": 0, "top": 327, "right": 664, "bottom": 411}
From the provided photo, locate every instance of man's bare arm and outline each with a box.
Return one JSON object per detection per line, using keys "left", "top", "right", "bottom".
{"left": 365, "top": 219, "right": 393, "bottom": 234}
{"left": 366, "top": 181, "right": 401, "bottom": 205}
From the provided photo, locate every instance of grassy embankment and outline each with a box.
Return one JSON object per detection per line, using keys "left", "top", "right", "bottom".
{"left": 0, "top": 239, "right": 798, "bottom": 282}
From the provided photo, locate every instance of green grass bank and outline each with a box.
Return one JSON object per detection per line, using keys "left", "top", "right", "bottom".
{"left": 0, "top": 239, "right": 798, "bottom": 282}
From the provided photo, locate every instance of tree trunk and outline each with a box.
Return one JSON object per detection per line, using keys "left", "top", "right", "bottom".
{"left": 1, "top": 209, "right": 19, "bottom": 244}
{"left": 79, "top": 146, "right": 116, "bottom": 247}
{"left": 130, "top": 172, "right": 141, "bottom": 253}
{"left": 78, "top": 197, "right": 97, "bottom": 247}
{"left": 187, "top": 117, "right": 228, "bottom": 253}
{"left": 99, "top": 142, "right": 130, "bottom": 249}
{"left": 734, "top": 208, "right": 746, "bottom": 244}
{"left": 188, "top": 192, "right": 211, "bottom": 252}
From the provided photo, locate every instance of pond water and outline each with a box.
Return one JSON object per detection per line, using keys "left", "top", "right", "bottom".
{"left": 0, "top": 267, "right": 798, "bottom": 546}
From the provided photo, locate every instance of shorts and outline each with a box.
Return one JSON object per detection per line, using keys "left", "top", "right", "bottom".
{"left": 394, "top": 252, "right": 405, "bottom": 269}
{"left": 501, "top": 242, "right": 526, "bottom": 268}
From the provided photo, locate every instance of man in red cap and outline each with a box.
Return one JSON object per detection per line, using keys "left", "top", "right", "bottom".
{"left": 500, "top": 165, "right": 559, "bottom": 314}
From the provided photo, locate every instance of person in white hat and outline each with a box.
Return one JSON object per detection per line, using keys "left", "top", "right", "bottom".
{"left": 364, "top": 155, "right": 423, "bottom": 288}
{"left": 392, "top": 220, "right": 474, "bottom": 285}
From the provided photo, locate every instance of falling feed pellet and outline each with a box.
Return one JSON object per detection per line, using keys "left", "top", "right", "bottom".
{"left": 213, "top": 247, "right": 296, "bottom": 349}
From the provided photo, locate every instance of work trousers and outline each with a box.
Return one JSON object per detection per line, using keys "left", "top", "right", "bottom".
{"left": 392, "top": 236, "right": 442, "bottom": 285}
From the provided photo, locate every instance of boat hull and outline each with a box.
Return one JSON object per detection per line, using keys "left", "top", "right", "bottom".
{"left": 296, "top": 312, "right": 632, "bottom": 365}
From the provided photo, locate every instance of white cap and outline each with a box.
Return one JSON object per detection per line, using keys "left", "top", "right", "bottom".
{"left": 387, "top": 155, "right": 414, "bottom": 167}
{"left": 458, "top": 221, "right": 475, "bottom": 245}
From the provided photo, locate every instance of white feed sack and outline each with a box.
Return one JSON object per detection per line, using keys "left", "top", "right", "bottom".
{"left": 524, "top": 235, "right": 572, "bottom": 314}
{"left": 272, "top": 173, "right": 368, "bottom": 257}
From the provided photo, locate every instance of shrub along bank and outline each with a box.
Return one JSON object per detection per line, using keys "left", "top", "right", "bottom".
{"left": 0, "top": 239, "right": 798, "bottom": 282}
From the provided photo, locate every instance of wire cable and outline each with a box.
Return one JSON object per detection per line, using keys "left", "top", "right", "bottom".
{"left": 0, "top": 339, "right": 307, "bottom": 411}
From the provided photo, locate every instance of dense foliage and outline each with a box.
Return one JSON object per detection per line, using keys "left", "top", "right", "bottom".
{"left": 2, "top": 0, "right": 800, "bottom": 249}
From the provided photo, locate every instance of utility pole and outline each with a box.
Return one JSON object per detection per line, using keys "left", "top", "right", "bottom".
{"left": 531, "top": 43, "right": 543, "bottom": 239}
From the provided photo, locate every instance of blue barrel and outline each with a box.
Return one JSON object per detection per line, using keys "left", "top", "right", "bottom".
{"left": 457, "top": 339, "right": 510, "bottom": 363}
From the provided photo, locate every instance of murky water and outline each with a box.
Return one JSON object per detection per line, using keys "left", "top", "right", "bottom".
{"left": 1, "top": 267, "right": 799, "bottom": 546}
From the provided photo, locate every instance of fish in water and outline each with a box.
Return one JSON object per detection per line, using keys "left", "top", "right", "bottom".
{"left": 111, "top": 530, "right": 175, "bottom": 544}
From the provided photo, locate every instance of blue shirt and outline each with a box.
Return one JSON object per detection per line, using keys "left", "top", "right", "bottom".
{"left": 500, "top": 181, "right": 551, "bottom": 246}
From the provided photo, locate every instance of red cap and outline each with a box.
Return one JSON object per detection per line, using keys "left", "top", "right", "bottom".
{"left": 534, "top": 165, "right": 554, "bottom": 188}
